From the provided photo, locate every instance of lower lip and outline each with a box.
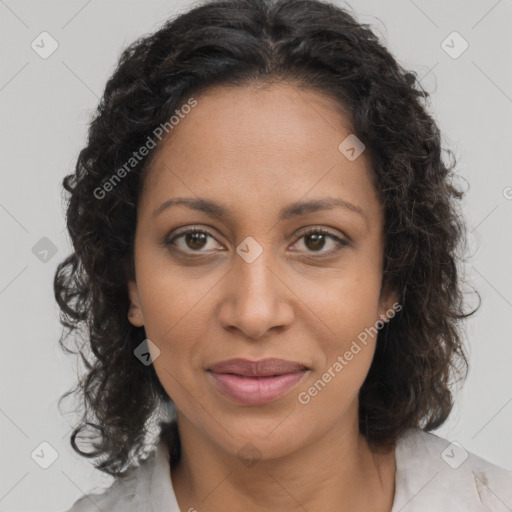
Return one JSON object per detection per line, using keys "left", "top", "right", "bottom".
{"left": 207, "top": 370, "right": 308, "bottom": 405}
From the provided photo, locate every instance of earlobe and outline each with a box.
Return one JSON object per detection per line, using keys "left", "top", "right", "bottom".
{"left": 127, "top": 279, "right": 144, "bottom": 327}
{"left": 379, "top": 288, "right": 401, "bottom": 324}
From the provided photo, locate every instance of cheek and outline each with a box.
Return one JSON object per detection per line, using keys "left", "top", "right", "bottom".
{"left": 135, "top": 246, "right": 216, "bottom": 341}
{"left": 303, "top": 258, "right": 383, "bottom": 341}
{"left": 136, "top": 265, "right": 221, "bottom": 386}
{"left": 299, "top": 254, "right": 382, "bottom": 391}
{"left": 299, "top": 284, "right": 380, "bottom": 415}
{"left": 295, "top": 345, "right": 375, "bottom": 434}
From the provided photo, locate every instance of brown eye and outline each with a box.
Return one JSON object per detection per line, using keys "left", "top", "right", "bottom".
{"left": 304, "top": 232, "right": 327, "bottom": 251}
{"left": 291, "top": 228, "right": 348, "bottom": 256}
{"left": 165, "top": 228, "right": 222, "bottom": 254}
{"left": 164, "top": 226, "right": 348, "bottom": 257}
{"left": 184, "top": 232, "right": 208, "bottom": 250}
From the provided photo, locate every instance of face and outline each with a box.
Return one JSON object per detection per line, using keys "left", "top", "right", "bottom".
{"left": 127, "top": 82, "right": 397, "bottom": 460}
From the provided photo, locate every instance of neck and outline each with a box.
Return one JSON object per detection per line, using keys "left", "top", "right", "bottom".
{"left": 170, "top": 410, "right": 397, "bottom": 512}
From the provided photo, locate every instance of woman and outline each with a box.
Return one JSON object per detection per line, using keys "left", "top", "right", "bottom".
{"left": 56, "top": 0, "right": 512, "bottom": 510}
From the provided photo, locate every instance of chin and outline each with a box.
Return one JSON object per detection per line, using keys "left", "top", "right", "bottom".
{"left": 214, "top": 418, "right": 307, "bottom": 458}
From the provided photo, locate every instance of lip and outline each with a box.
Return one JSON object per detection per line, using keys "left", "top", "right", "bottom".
{"left": 207, "top": 358, "right": 308, "bottom": 376}
{"left": 206, "top": 358, "right": 309, "bottom": 405}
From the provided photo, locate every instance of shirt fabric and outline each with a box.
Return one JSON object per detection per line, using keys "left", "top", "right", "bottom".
{"left": 64, "top": 427, "right": 512, "bottom": 511}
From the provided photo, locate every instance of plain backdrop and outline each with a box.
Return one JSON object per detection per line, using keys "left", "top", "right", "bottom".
{"left": 0, "top": 0, "right": 511, "bottom": 510}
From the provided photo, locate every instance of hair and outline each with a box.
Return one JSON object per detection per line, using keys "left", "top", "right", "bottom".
{"left": 55, "top": 0, "right": 479, "bottom": 478}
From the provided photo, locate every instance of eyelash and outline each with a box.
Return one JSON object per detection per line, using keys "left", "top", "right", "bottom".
{"left": 164, "top": 226, "right": 349, "bottom": 257}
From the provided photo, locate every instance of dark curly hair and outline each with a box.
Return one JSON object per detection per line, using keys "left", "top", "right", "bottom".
{"left": 55, "top": 0, "right": 479, "bottom": 478}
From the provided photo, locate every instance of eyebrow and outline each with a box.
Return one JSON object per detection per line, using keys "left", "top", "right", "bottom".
{"left": 153, "top": 196, "right": 368, "bottom": 226}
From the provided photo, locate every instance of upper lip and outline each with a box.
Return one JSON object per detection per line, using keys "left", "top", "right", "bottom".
{"left": 207, "top": 358, "right": 308, "bottom": 377}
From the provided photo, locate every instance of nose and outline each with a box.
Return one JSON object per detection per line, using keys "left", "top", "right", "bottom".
{"left": 218, "top": 245, "right": 295, "bottom": 340}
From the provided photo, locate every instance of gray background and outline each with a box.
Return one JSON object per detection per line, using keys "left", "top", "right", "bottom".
{"left": 1, "top": 0, "right": 511, "bottom": 510}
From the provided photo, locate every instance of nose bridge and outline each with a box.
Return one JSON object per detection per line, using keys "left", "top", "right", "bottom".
{"left": 234, "top": 234, "right": 279, "bottom": 304}
{"left": 219, "top": 234, "right": 292, "bottom": 338}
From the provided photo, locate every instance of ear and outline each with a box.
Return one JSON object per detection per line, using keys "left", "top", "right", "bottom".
{"left": 127, "top": 279, "right": 145, "bottom": 327}
{"left": 378, "top": 285, "right": 401, "bottom": 324}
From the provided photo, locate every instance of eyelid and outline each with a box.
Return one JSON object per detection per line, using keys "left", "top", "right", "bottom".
{"left": 166, "top": 225, "right": 223, "bottom": 243}
{"left": 163, "top": 226, "right": 225, "bottom": 256}
{"left": 294, "top": 225, "right": 346, "bottom": 240}
{"left": 164, "top": 224, "right": 350, "bottom": 255}
{"left": 290, "top": 226, "right": 349, "bottom": 254}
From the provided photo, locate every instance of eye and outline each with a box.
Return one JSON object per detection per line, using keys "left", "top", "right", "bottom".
{"left": 165, "top": 226, "right": 348, "bottom": 256}
{"left": 290, "top": 227, "right": 349, "bottom": 256}
{"left": 165, "top": 227, "right": 223, "bottom": 254}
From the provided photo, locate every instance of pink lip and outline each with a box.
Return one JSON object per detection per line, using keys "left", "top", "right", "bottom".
{"left": 207, "top": 357, "right": 308, "bottom": 376}
{"left": 207, "top": 370, "right": 308, "bottom": 405}
{"left": 206, "top": 358, "right": 310, "bottom": 405}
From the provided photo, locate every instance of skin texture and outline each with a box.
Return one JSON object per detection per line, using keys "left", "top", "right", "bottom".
{"left": 127, "top": 83, "right": 399, "bottom": 512}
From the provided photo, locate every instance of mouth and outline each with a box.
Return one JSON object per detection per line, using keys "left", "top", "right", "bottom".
{"left": 206, "top": 358, "right": 309, "bottom": 405}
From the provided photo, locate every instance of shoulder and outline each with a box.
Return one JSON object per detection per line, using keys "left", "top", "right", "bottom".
{"left": 391, "top": 428, "right": 512, "bottom": 512}
{"left": 63, "top": 447, "right": 158, "bottom": 512}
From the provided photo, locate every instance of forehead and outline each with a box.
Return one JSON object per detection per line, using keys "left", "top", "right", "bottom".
{"left": 153, "top": 82, "right": 355, "bottom": 162}
{"left": 140, "top": 83, "right": 379, "bottom": 223}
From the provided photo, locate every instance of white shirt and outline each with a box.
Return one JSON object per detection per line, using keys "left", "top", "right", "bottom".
{"left": 64, "top": 427, "right": 512, "bottom": 511}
